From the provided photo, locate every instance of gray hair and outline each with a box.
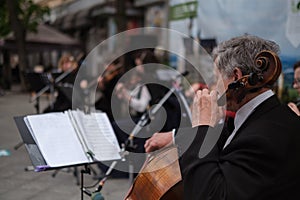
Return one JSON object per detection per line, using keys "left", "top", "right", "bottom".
{"left": 212, "top": 35, "right": 280, "bottom": 78}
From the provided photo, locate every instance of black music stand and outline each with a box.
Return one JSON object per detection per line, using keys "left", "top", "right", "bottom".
{"left": 24, "top": 71, "right": 53, "bottom": 114}
{"left": 26, "top": 69, "right": 74, "bottom": 114}
{"left": 14, "top": 116, "right": 47, "bottom": 166}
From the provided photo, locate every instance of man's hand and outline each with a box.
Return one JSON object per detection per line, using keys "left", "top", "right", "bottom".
{"left": 144, "top": 131, "right": 173, "bottom": 153}
{"left": 192, "top": 89, "right": 222, "bottom": 127}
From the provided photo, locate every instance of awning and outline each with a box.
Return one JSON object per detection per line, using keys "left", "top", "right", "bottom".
{"left": 74, "top": 9, "right": 92, "bottom": 28}
{"left": 62, "top": 13, "right": 76, "bottom": 30}
{"left": 0, "top": 24, "right": 82, "bottom": 52}
{"left": 91, "top": 5, "right": 142, "bottom": 17}
{"left": 91, "top": 5, "right": 116, "bottom": 16}
{"left": 52, "top": 17, "right": 64, "bottom": 27}
{"left": 134, "top": 0, "right": 165, "bottom": 7}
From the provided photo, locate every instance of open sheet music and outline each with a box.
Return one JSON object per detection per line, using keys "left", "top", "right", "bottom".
{"left": 24, "top": 110, "right": 121, "bottom": 168}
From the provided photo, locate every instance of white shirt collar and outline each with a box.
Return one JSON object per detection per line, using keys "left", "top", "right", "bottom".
{"left": 223, "top": 89, "right": 274, "bottom": 148}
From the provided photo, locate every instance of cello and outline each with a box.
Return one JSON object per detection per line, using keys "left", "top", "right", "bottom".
{"left": 124, "top": 50, "right": 282, "bottom": 200}
{"left": 124, "top": 145, "right": 183, "bottom": 200}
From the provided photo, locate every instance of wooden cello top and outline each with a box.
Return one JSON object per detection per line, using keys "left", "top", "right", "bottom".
{"left": 124, "top": 145, "right": 183, "bottom": 200}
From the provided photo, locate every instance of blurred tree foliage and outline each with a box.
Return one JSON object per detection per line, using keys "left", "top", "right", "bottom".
{"left": 0, "top": 0, "right": 49, "bottom": 90}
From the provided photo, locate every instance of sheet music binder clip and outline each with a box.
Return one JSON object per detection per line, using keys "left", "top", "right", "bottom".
{"left": 87, "top": 150, "right": 95, "bottom": 161}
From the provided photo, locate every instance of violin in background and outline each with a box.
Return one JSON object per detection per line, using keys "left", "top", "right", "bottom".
{"left": 102, "top": 63, "right": 124, "bottom": 84}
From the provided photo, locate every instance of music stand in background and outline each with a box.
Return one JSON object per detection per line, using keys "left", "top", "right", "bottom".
{"left": 24, "top": 71, "right": 54, "bottom": 114}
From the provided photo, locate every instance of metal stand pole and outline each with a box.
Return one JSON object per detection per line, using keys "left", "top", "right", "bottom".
{"left": 81, "top": 165, "right": 91, "bottom": 200}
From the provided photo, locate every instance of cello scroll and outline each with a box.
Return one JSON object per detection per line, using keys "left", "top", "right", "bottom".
{"left": 218, "top": 50, "right": 282, "bottom": 105}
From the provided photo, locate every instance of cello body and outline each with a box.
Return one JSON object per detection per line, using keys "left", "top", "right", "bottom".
{"left": 124, "top": 145, "right": 183, "bottom": 200}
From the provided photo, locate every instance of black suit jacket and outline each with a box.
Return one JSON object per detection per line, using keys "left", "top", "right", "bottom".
{"left": 176, "top": 95, "right": 300, "bottom": 200}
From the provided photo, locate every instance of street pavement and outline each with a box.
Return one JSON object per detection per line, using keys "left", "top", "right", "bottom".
{"left": 0, "top": 85, "right": 130, "bottom": 200}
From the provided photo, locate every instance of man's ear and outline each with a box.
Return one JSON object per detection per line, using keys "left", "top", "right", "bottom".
{"left": 233, "top": 68, "right": 243, "bottom": 80}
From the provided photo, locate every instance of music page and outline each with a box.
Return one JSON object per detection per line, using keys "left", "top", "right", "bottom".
{"left": 25, "top": 112, "right": 89, "bottom": 167}
{"left": 71, "top": 110, "right": 121, "bottom": 161}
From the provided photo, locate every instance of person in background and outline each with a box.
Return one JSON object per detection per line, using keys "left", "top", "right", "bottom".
{"left": 115, "top": 70, "right": 151, "bottom": 120}
{"left": 288, "top": 60, "right": 300, "bottom": 116}
{"left": 112, "top": 69, "right": 152, "bottom": 154}
{"left": 137, "top": 49, "right": 184, "bottom": 132}
{"left": 95, "top": 57, "right": 125, "bottom": 121}
{"left": 111, "top": 50, "right": 159, "bottom": 153}
{"left": 43, "top": 54, "right": 78, "bottom": 113}
{"left": 0, "top": 64, "right": 5, "bottom": 96}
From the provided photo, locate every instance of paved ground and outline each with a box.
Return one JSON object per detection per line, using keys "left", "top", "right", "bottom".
{"left": 0, "top": 85, "right": 130, "bottom": 200}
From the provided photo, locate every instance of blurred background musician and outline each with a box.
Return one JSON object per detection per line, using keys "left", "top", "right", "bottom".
{"left": 43, "top": 54, "right": 78, "bottom": 113}
{"left": 95, "top": 57, "right": 125, "bottom": 121}
{"left": 288, "top": 60, "right": 300, "bottom": 116}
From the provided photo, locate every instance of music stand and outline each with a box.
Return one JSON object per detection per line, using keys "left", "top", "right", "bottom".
{"left": 14, "top": 115, "right": 104, "bottom": 195}
{"left": 24, "top": 71, "right": 53, "bottom": 114}
{"left": 27, "top": 69, "right": 75, "bottom": 114}
{"left": 14, "top": 116, "right": 47, "bottom": 166}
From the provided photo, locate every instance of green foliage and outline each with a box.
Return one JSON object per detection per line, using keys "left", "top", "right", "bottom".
{"left": 0, "top": 0, "right": 49, "bottom": 38}
{"left": 19, "top": 0, "right": 50, "bottom": 33}
{"left": 280, "top": 85, "right": 299, "bottom": 104}
{"left": 0, "top": 1, "right": 10, "bottom": 37}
